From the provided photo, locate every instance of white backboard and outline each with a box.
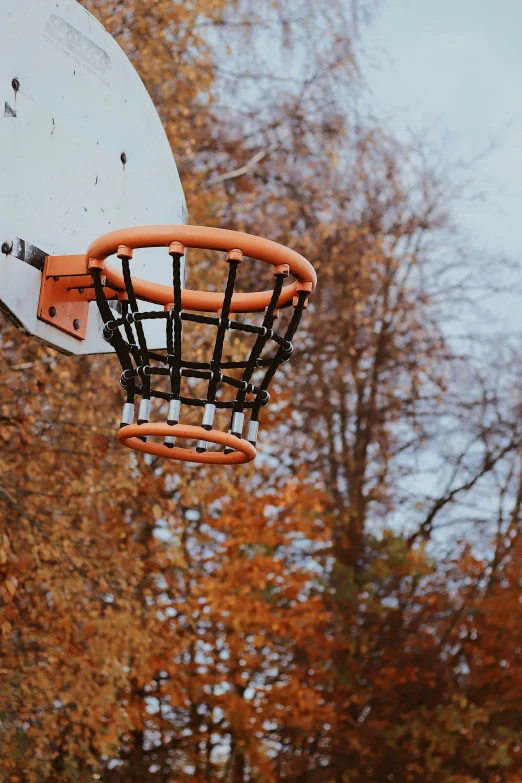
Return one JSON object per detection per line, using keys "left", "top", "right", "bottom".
{"left": 0, "top": 0, "right": 187, "bottom": 354}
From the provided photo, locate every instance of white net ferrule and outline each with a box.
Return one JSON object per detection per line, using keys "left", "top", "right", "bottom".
{"left": 120, "top": 402, "right": 135, "bottom": 427}
{"left": 231, "top": 412, "right": 245, "bottom": 438}
{"left": 202, "top": 403, "right": 216, "bottom": 431}
{"left": 247, "top": 420, "right": 259, "bottom": 446}
{"left": 168, "top": 399, "right": 181, "bottom": 425}
{"left": 138, "top": 399, "right": 151, "bottom": 423}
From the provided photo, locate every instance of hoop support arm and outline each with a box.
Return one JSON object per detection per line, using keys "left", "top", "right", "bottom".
{"left": 38, "top": 255, "right": 114, "bottom": 340}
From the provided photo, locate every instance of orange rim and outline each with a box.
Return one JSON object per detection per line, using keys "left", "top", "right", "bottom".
{"left": 117, "top": 423, "right": 257, "bottom": 464}
{"left": 86, "top": 225, "right": 316, "bottom": 313}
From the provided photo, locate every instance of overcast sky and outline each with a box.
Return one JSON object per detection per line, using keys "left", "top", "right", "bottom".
{"left": 362, "top": 0, "right": 522, "bottom": 267}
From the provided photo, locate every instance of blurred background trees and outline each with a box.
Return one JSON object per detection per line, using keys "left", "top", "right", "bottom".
{"left": 2, "top": 1, "right": 522, "bottom": 781}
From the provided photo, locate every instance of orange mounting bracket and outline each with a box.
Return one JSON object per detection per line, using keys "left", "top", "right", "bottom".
{"left": 37, "top": 254, "right": 111, "bottom": 340}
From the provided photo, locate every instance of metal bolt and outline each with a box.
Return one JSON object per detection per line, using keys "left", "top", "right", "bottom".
{"left": 120, "top": 152, "right": 127, "bottom": 165}
{"left": 11, "top": 78, "right": 20, "bottom": 92}
{"left": 78, "top": 287, "right": 84, "bottom": 294}
{"left": 73, "top": 319, "right": 81, "bottom": 330}
{"left": 49, "top": 306, "right": 57, "bottom": 317}
{"left": 1, "top": 242, "right": 13, "bottom": 255}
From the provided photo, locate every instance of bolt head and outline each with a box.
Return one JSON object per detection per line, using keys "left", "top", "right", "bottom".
{"left": 73, "top": 319, "right": 81, "bottom": 330}
{"left": 49, "top": 306, "right": 57, "bottom": 317}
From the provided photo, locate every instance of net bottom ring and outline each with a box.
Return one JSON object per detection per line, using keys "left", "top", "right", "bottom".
{"left": 117, "top": 423, "right": 256, "bottom": 465}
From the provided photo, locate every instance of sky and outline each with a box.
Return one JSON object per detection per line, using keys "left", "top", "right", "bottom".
{"left": 359, "top": 1, "right": 521, "bottom": 547}
{"left": 362, "top": 0, "right": 522, "bottom": 266}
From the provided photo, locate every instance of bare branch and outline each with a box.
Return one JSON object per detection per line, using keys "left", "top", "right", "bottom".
{"left": 204, "top": 143, "right": 279, "bottom": 187}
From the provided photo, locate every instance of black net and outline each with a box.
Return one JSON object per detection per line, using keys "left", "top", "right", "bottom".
{"left": 91, "top": 247, "right": 309, "bottom": 457}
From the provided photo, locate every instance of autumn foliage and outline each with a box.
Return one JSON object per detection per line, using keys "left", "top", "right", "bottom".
{"left": 2, "top": 1, "right": 522, "bottom": 782}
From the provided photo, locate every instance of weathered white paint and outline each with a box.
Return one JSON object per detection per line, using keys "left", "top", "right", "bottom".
{"left": 0, "top": 0, "right": 187, "bottom": 354}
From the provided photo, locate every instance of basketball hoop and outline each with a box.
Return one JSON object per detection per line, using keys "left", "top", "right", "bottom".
{"left": 86, "top": 225, "right": 316, "bottom": 465}
{"left": 2, "top": 3, "right": 317, "bottom": 464}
